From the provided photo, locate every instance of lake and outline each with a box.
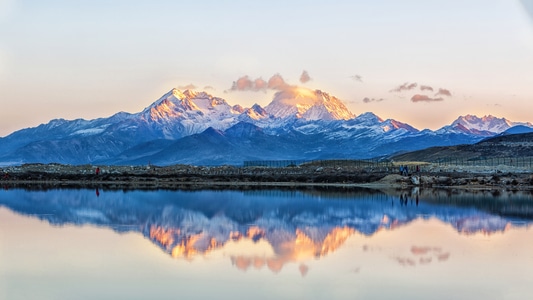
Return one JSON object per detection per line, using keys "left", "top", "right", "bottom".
{"left": 1, "top": 187, "right": 532, "bottom": 300}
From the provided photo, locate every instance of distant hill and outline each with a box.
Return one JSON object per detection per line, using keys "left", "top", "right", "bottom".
{"left": 391, "top": 132, "right": 533, "bottom": 162}
{"left": 498, "top": 125, "right": 533, "bottom": 136}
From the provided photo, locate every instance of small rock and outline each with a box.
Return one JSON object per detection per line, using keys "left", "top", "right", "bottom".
{"left": 420, "top": 176, "right": 434, "bottom": 184}
{"left": 436, "top": 176, "right": 451, "bottom": 184}
{"left": 456, "top": 179, "right": 468, "bottom": 185}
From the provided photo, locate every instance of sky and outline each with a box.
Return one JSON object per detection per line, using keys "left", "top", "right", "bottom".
{"left": 1, "top": 0, "right": 532, "bottom": 137}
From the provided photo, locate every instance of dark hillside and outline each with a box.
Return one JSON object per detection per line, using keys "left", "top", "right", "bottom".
{"left": 392, "top": 132, "right": 533, "bottom": 162}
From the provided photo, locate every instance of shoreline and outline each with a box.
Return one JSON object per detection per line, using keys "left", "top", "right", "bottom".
{"left": 2, "top": 175, "right": 533, "bottom": 191}
{"left": 1, "top": 163, "right": 532, "bottom": 191}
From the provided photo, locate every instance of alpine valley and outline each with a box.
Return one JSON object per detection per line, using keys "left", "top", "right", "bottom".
{"left": 0, "top": 87, "right": 532, "bottom": 166}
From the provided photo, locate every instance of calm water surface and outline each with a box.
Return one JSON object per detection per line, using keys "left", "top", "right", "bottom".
{"left": 1, "top": 188, "right": 532, "bottom": 300}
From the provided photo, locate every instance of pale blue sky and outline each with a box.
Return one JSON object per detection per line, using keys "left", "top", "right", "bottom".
{"left": 1, "top": 0, "right": 532, "bottom": 136}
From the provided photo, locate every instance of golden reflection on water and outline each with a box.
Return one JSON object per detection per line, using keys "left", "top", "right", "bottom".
{"left": 148, "top": 223, "right": 356, "bottom": 271}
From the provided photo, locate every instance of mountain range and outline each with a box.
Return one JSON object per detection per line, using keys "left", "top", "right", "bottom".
{"left": 0, "top": 87, "right": 531, "bottom": 166}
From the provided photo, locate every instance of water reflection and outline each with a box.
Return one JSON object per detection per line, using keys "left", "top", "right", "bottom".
{"left": 2, "top": 187, "right": 533, "bottom": 299}
{"left": 0, "top": 187, "right": 531, "bottom": 268}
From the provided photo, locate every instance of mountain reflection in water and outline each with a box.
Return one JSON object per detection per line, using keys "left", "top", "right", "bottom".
{"left": 1, "top": 187, "right": 531, "bottom": 273}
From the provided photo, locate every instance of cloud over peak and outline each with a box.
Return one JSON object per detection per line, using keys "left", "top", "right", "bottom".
{"left": 268, "top": 74, "right": 290, "bottom": 90}
{"left": 229, "top": 74, "right": 290, "bottom": 92}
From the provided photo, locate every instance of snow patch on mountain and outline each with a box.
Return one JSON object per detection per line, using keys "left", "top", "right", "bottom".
{"left": 138, "top": 89, "right": 242, "bottom": 138}
{"left": 70, "top": 127, "right": 107, "bottom": 136}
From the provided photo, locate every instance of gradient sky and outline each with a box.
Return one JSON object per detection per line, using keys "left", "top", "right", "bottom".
{"left": 1, "top": 0, "right": 532, "bottom": 137}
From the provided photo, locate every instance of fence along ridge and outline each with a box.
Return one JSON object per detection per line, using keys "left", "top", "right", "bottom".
{"left": 244, "top": 157, "right": 533, "bottom": 169}
{"left": 432, "top": 156, "right": 533, "bottom": 168}
{"left": 243, "top": 159, "right": 393, "bottom": 168}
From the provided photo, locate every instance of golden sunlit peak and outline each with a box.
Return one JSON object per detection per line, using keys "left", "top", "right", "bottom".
{"left": 181, "top": 89, "right": 198, "bottom": 98}
{"left": 171, "top": 88, "right": 197, "bottom": 99}
{"left": 170, "top": 88, "right": 186, "bottom": 99}
{"left": 292, "top": 86, "right": 316, "bottom": 99}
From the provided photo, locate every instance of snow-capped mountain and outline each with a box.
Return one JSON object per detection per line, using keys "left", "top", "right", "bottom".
{"left": 438, "top": 115, "right": 533, "bottom": 136}
{"left": 237, "top": 104, "right": 270, "bottom": 123}
{"left": 0, "top": 88, "right": 531, "bottom": 166}
{"left": 265, "top": 87, "right": 354, "bottom": 121}
{"left": 138, "top": 88, "right": 242, "bottom": 138}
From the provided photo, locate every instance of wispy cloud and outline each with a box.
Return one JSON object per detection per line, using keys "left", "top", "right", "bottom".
{"left": 178, "top": 84, "right": 197, "bottom": 90}
{"left": 350, "top": 75, "right": 363, "bottom": 82}
{"left": 435, "top": 88, "right": 452, "bottom": 97}
{"left": 363, "top": 97, "right": 384, "bottom": 103}
{"left": 420, "top": 85, "right": 434, "bottom": 92}
{"left": 299, "top": 70, "right": 311, "bottom": 83}
{"left": 391, "top": 82, "right": 418, "bottom": 92}
{"left": 411, "top": 94, "right": 444, "bottom": 103}
{"left": 204, "top": 85, "right": 215, "bottom": 90}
